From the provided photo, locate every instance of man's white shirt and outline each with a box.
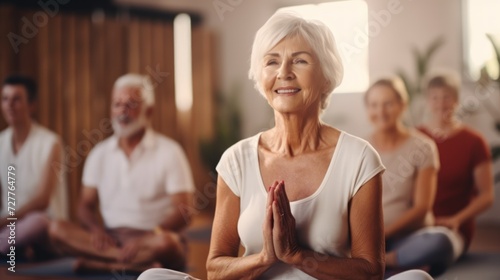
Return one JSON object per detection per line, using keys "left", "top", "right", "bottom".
{"left": 82, "top": 129, "right": 194, "bottom": 230}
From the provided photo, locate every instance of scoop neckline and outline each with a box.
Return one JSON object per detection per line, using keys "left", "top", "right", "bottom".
{"left": 253, "top": 131, "right": 344, "bottom": 205}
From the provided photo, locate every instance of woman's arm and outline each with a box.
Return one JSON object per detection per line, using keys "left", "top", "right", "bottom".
{"left": 436, "top": 161, "right": 494, "bottom": 230}
{"left": 272, "top": 175, "right": 385, "bottom": 280}
{"left": 206, "top": 177, "right": 277, "bottom": 280}
{"left": 385, "top": 166, "right": 437, "bottom": 239}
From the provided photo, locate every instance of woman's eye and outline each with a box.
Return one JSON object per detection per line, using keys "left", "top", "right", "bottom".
{"left": 294, "top": 59, "right": 307, "bottom": 64}
{"left": 265, "top": 60, "right": 278, "bottom": 66}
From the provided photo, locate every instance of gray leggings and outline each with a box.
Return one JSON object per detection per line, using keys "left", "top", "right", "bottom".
{"left": 387, "top": 228, "right": 458, "bottom": 275}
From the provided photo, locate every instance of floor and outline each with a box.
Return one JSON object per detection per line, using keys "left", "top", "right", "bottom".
{"left": 1, "top": 213, "right": 499, "bottom": 280}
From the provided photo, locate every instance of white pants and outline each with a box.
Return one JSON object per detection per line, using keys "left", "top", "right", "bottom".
{"left": 137, "top": 268, "right": 433, "bottom": 280}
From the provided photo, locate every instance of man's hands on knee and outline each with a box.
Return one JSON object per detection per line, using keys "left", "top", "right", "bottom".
{"left": 119, "top": 237, "right": 142, "bottom": 263}
{"left": 90, "top": 228, "right": 116, "bottom": 251}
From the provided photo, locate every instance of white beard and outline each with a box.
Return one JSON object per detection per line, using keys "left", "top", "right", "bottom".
{"left": 112, "top": 114, "right": 148, "bottom": 138}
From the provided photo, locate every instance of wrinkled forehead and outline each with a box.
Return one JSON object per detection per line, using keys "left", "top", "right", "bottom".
{"left": 265, "top": 34, "right": 315, "bottom": 57}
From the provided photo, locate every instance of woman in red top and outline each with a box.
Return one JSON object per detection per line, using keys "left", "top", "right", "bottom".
{"left": 418, "top": 74, "right": 494, "bottom": 263}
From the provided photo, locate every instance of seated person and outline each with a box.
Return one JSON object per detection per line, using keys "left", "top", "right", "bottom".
{"left": 50, "top": 74, "right": 194, "bottom": 273}
{"left": 364, "top": 78, "right": 451, "bottom": 275}
{"left": 0, "top": 75, "right": 67, "bottom": 260}
{"left": 418, "top": 74, "right": 494, "bottom": 273}
{"left": 139, "top": 12, "right": 433, "bottom": 280}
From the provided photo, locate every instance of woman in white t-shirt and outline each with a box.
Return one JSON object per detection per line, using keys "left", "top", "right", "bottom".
{"left": 365, "top": 78, "right": 462, "bottom": 276}
{"left": 138, "top": 12, "right": 432, "bottom": 280}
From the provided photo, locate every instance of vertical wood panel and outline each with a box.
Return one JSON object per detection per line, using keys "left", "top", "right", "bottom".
{"left": 163, "top": 23, "right": 177, "bottom": 137}
{"left": 37, "top": 14, "right": 51, "bottom": 127}
{"left": 0, "top": 5, "right": 215, "bottom": 218}
{"left": 90, "top": 18, "right": 107, "bottom": 132}
{"left": 0, "top": 5, "right": 17, "bottom": 130}
{"left": 127, "top": 19, "right": 141, "bottom": 73}
{"left": 49, "top": 15, "right": 64, "bottom": 136}
{"left": 151, "top": 21, "right": 163, "bottom": 134}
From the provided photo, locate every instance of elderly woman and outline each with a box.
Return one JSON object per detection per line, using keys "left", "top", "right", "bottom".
{"left": 364, "top": 78, "right": 457, "bottom": 275}
{"left": 138, "top": 12, "right": 432, "bottom": 280}
{"left": 418, "top": 75, "right": 494, "bottom": 264}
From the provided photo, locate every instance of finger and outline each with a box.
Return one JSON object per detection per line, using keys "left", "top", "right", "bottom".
{"left": 107, "top": 235, "right": 117, "bottom": 247}
{"left": 275, "top": 182, "right": 289, "bottom": 217}
{"left": 272, "top": 201, "right": 282, "bottom": 233}
{"left": 95, "top": 236, "right": 103, "bottom": 250}
{"left": 279, "top": 181, "right": 292, "bottom": 215}
{"left": 266, "top": 205, "right": 274, "bottom": 231}
{"left": 267, "top": 182, "right": 277, "bottom": 208}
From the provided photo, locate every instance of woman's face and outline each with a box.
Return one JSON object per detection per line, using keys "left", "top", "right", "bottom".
{"left": 365, "top": 85, "right": 404, "bottom": 131}
{"left": 426, "top": 86, "right": 458, "bottom": 122}
{"left": 260, "top": 35, "right": 328, "bottom": 115}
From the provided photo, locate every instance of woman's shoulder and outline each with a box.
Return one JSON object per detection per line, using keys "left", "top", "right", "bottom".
{"left": 220, "top": 133, "right": 261, "bottom": 161}
{"left": 338, "top": 130, "right": 375, "bottom": 152}
{"left": 408, "top": 129, "right": 437, "bottom": 148}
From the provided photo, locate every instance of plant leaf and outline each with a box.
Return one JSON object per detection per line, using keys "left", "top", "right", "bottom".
{"left": 396, "top": 70, "right": 414, "bottom": 101}
{"left": 486, "top": 34, "right": 500, "bottom": 82}
{"left": 492, "top": 145, "right": 500, "bottom": 161}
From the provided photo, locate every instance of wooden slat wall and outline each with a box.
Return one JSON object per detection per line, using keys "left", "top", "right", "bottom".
{"left": 0, "top": 5, "right": 215, "bottom": 219}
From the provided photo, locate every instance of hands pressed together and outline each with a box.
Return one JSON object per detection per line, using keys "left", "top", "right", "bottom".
{"left": 260, "top": 180, "right": 302, "bottom": 266}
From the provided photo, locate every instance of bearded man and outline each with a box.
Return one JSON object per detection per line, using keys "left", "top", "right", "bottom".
{"left": 49, "top": 74, "right": 194, "bottom": 273}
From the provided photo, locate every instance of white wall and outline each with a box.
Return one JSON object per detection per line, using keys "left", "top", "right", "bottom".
{"left": 116, "top": 0, "right": 500, "bottom": 224}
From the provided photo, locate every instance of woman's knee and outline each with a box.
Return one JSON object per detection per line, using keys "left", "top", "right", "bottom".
{"left": 138, "top": 268, "right": 197, "bottom": 280}
{"left": 388, "top": 269, "right": 434, "bottom": 280}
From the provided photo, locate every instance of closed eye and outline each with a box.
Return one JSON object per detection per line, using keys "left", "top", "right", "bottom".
{"left": 265, "top": 59, "right": 279, "bottom": 66}
{"left": 293, "top": 58, "right": 308, "bottom": 64}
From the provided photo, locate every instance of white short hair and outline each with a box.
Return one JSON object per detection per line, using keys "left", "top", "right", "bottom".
{"left": 248, "top": 11, "right": 344, "bottom": 111}
{"left": 113, "top": 73, "right": 155, "bottom": 107}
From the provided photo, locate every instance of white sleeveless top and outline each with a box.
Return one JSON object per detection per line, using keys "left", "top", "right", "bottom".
{"left": 0, "top": 123, "right": 68, "bottom": 219}
{"left": 216, "top": 131, "right": 385, "bottom": 279}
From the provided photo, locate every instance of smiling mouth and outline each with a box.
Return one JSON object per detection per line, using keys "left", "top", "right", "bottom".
{"left": 275, "top": 88, "right": 301, "bottom": 94}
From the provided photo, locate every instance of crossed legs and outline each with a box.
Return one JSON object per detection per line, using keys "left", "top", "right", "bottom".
{"left": 49, "top": 220, "right": 186, "bottom": 273}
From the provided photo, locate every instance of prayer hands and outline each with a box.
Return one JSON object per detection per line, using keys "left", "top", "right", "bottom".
{"left": 261, "top": 181, "right": 301, "bottom": 265}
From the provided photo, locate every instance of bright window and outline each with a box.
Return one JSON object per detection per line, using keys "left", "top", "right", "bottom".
{"left": 278, "top": 0, "right": 369, "bottom": 93}
{"left": 463, "top": 0, "right": 500, "bottom": 80}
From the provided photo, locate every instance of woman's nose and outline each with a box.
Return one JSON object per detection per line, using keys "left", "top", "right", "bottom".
{"left": 277, "top": 62, "right": 294, "bottom": 80}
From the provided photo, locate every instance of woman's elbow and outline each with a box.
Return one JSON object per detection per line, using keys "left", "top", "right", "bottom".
{"left": 365, "top": 259, "right": 385, "bottom": 280}
{"left": 484, "top": 192, "right": 495, "bottom": 209}
{"left": 206, "top": 257, "right": 220, "bottom": 280}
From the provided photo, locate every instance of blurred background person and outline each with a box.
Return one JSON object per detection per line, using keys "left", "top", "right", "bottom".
{"left": 365, "top": 78, "right": 458, "bottom": 276}
{"left": 49, "top": 74, "right": 195, "bottom": 274}
{"left": 418, "top": 73, "right": 494, "bottom": 273}
{"left": 0, "top": 75, "right": 67, "bottom": 260}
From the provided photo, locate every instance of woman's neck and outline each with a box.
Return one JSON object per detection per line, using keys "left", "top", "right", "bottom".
{"left": 268, "top": 112, "right": 324, "bottom": 156}
{"left": 372, "top": 123, "right": 408, "bottom": 151}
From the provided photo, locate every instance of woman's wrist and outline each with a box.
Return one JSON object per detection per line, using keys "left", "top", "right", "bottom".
{"left": 258, "top": 251, "right": 276, "bottom": 267}
{"left": 282, "top": 247, "right": 304, "bottom": 266}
